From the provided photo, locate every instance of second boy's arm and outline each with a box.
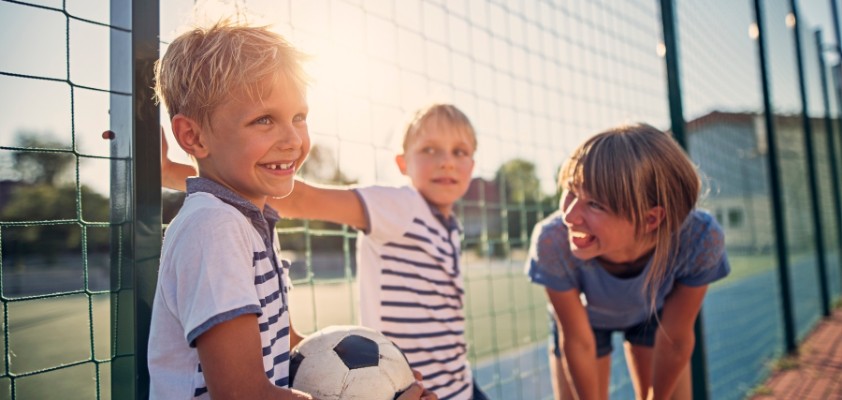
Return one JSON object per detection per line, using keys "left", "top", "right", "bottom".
{"left": 268, "top": 180, "right": 368, "bottom": 231}
{"left": 649, "top": 283, "right": 707, "bottom": 400}
{"left": 546, "top": 288, "right": 601, "bottom": 400}
{"left": 196, "top": 314, "right": 314, "bottom": 400}
{"left": 160, "top": 133, "right": 368, "bottom": 231}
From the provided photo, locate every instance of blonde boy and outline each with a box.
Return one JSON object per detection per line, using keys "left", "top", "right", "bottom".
{"left": 151, "top": 18, "right": 434, "bottom": 400}
{"left": 148, "top": 20, "right": 315, "bottom": 399}
{"left": 163, "top": 103, "right": 482, "bottom": 398}
{"left": 272, "top": 104, "right": 485, "bottom": 400}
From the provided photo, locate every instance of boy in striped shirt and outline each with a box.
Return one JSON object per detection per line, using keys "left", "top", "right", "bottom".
{"left": 162, "top": 103, "right": 479, "bottom": 399}
{"left": 269, "top": 104, "right": 486, "bottom": 400}
{"left": 147, "top": 19, "right": 316, "bottom": 400}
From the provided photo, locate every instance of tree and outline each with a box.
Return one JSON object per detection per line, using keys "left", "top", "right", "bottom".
{"left": 494, "top": 158, "right": 542, "bottom": 205}
{"left": 12, "top": 132, "right": 75, "bottom": 185}
{"left": 298, "top": 145, "right": 357, "bottom": 185}
{"left": 0, "top": 132, "right": 108, "bottom": 263}
{"left": 491, "top": 159, "right": 558, "bottom": 252}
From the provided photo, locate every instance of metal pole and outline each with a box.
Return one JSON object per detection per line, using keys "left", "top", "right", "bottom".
{"left": 110, "top": 0, "right": 161, "bottom": 398}
{"left": 829, "top": 0, "right": 842, "bottom": 296}
{"left": 752, "top": 0, "right": 797, "bottom": 353}
{"left": 816, "top": 29, "right": 842, "bottom": 315}
{"left": 658, "top": 1, "right": 710, "bottom": 398}
{"left": 789, "top": 0, "right": 831, "bottom": 317}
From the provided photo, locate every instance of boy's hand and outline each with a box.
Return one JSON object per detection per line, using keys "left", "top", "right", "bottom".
{"left": 394, "top": 370, "right": 437, "bottom": 400}
{"left": 160, "top": 126, "right": 195, "bottom": 192}
{"left": 397, "top": 382, "right": 437, "bottom": 400}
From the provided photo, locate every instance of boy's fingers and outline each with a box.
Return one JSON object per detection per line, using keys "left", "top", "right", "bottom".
{"left": 160, "top": 127, "right": 169, "bottom": 153}
{"left": 396, "top": 383, "right": 423, "bottom": 400}
{"left": 412, "top": 369, "right": 423, "bottom": 381}
{"left": 421, "top": 388, "right": 439, "bottom": 400}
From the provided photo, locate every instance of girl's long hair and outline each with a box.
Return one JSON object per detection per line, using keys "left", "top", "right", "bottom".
{"left": 559, "top": 123, "right": 700, "bottom": 313}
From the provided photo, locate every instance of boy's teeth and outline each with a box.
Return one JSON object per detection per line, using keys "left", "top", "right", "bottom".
{"left": 266, "top": 162, "right": 293, "bottom": 170}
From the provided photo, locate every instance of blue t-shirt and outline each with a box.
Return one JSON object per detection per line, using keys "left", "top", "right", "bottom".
{"left": 526, "top": 209, "right": 730, "bottom": 329}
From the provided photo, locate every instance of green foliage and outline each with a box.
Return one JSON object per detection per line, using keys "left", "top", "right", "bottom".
{"left": 490, "top": 158, "right": 559, "bottom": 254}
{"left": 11, "top": 132, "right": 74, "bottom": 185}
{"left": 494, "top": 158, "right": 542, "bottom": 204}
{"left": 1, "top": 183, "right": 110, "bottom": 262}
{"left": 0, "top": 131, "right": 109, "bottom": 264}
{"left": 299, "top": 145, "right": 357, "bottom": 186}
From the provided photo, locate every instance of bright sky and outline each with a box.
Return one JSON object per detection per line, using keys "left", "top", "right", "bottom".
{"left": 0, "top": 0, "right": 840, "bottom": 198}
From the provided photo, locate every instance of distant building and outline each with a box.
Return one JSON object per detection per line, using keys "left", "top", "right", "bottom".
{"left": 459, "top": 177, "right": 502, "bottom": 243}
{"left": 686, "top": 110, "right": 837, "bottom": 254}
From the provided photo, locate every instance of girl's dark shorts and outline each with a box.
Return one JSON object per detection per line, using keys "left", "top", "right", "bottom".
{"left": 548, "top": 310, "right": 661, "bottom": 358}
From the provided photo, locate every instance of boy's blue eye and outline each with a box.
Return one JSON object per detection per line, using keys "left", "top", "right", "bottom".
{"left": 422, "top": 147, "right": 436, "bottom": 154}
{"left": 293, "top": 113, "right": 307, "bottom": 123}
{"left": 255, "top": 116, "right": 272, "bottom": 125}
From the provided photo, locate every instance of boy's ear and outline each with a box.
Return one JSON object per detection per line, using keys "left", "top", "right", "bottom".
{"left": 171, "top": 114, "right": 210, "bottom": 159}
{"left": 395, "top": 154, "right": 408, "bottom": 175}
{"left": 644, "top": 206, "right": 666, "bottom": 233}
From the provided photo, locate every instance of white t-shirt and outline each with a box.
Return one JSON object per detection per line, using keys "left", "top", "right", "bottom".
{"left": 148, "top": 179, "right": 292, "bottom": 399}
{"left": 354, "top": 185, "right": 473, "bottom": 400}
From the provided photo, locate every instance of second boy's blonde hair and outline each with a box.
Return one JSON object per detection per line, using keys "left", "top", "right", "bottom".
{"left": 560, "top": 123, "right": 700, "bottom": 313}
{"left": 402, "top": 104, "right": 477, "bottom": 152}
{"left": 154, "top": 19, "right": 308, "bottom": 128}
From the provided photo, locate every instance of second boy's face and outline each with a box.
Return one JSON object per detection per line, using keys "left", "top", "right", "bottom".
{"left": 396, "top": 121, "right": 475, "bottom": 218}
{"left": 198, "top": 75, "right": 310, "bottom": 208}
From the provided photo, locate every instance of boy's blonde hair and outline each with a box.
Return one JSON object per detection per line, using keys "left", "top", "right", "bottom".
{"left": 401, "top": 104, "right": 477, "bottom": 152}
{"left": 154, "top": 19, "right": 308, "bottom": 128}
{"left": 559, "top": 123, "right": 700, "bottom": 312}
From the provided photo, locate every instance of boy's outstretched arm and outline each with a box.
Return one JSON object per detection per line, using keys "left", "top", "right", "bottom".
{"left": 270, "top": 180, "right": 367, "bottom": 231}
{"left": 195, "top": 314, "right": 314, "bottom": 400}
{"left": 160, "top": 129, "right": 368, "bottom": 230}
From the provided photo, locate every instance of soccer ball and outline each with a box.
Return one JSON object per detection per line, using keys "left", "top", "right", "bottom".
{"left": 289, "top": 325, "right": 416, "bottom": 400}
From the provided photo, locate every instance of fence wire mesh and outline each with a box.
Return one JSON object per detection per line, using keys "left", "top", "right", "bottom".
{"left": 2, "top": 0, "right": 842, "bottom": 399}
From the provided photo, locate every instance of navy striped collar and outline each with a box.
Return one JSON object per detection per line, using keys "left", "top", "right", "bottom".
{"left": 425, "top": 199, "right": 461, "bottom": 233}
{"left": 186, "top": 177, "right": 280, "bottom": 243}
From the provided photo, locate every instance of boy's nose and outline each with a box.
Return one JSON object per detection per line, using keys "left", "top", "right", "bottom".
{"left": 438, "top": 153, "right": 456, "bottom": 169}
{"left": 275, "top": 124, "right": 304, "bottom": 149}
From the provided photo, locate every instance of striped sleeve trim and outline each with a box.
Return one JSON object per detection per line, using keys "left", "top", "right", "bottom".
{"left": 187, "top": 305, "right": 262, "bottom": 347}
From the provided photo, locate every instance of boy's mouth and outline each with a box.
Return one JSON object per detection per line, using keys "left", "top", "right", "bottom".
{"left": 432, "top": 177, "right": 458, "bottom": 184}
{"left": 261, "top": 162, "right": 295, "bottom": 171}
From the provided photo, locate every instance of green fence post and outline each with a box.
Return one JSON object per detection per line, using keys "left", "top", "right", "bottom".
{"left": 814, "top": 28, "right": 842, "bottom": 313}
{"left": 789, "top": 0, "right": 831, "bottom": 318}
{"left": 110, "top": 0, "right": 160, "bottom": 398}
{"left": 752, "top": 0, "right": 797, "bottom": 353}
{"left": 829, "top": 0, "right": 842, "bottom": 296}
{"left": 657, "top": 1, "right": 710, "bottom": 399}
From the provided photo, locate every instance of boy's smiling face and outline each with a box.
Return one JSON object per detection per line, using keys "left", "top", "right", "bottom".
{"left": 190, "top": 74, "right": 310, "bottom": 209}
{"left": 396, "top": 117, "right": 475, "bottom": 218}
